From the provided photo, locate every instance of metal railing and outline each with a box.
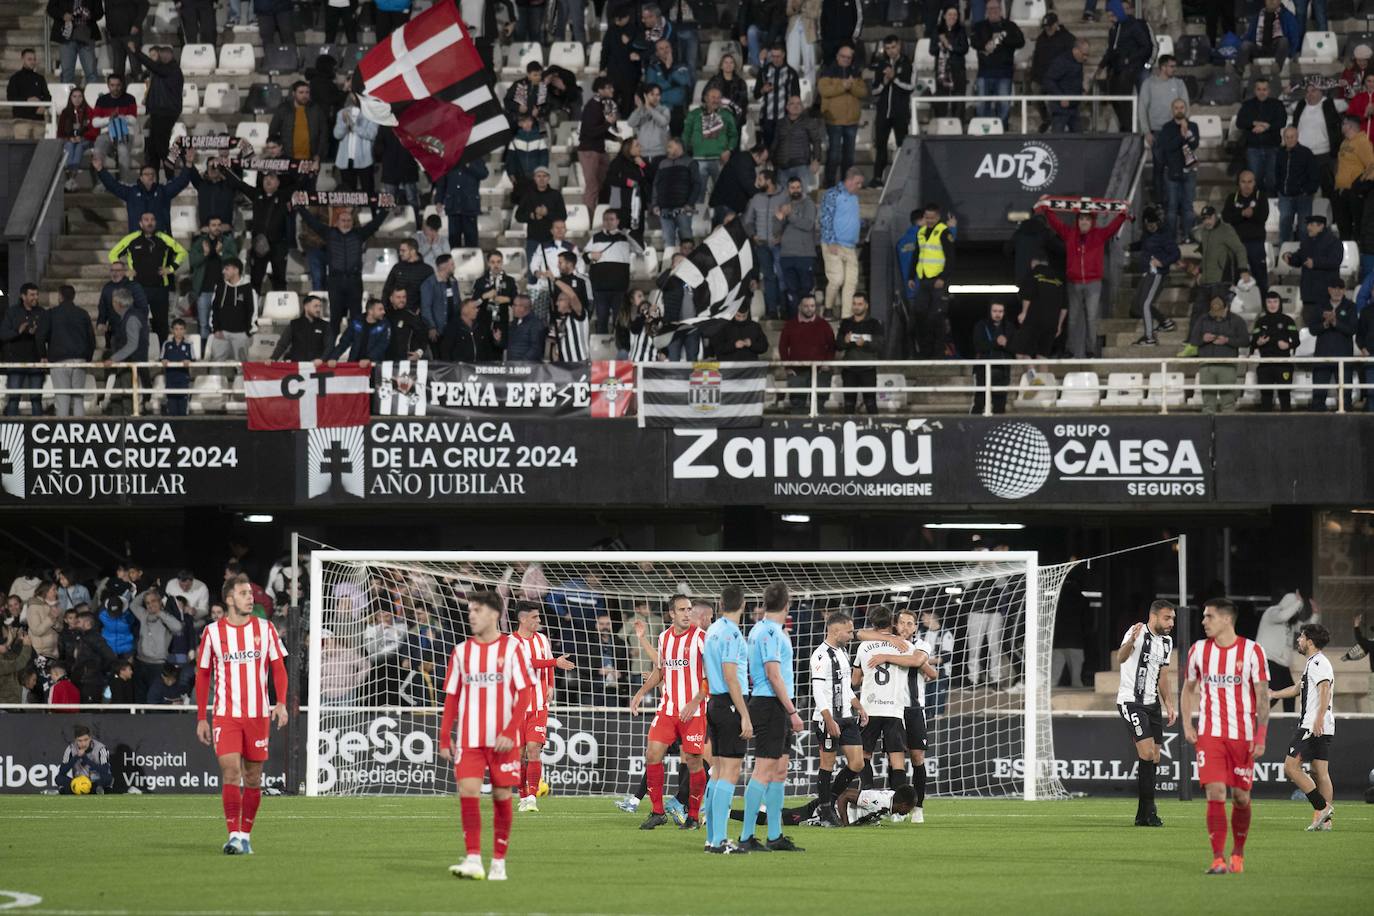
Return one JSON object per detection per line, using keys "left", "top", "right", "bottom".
{"left": 910, "top": 94, "right": 1139, "bottom": 135}
{"left": 0, "top": 100, "right": 60, "bottom": 137}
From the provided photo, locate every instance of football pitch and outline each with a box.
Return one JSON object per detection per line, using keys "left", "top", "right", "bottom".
{"left": 4, "top": 795, "right": 1370, "bottom": 915}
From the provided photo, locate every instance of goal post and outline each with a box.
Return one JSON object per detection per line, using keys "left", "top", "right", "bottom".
{"left": 305, "top": 550, "right": 1074, "bottom": 800}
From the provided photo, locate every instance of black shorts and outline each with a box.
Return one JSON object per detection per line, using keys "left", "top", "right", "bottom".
{"left": 861, "top": 715, "right": 907, "bottom": 754}
{"left": 813, "top": 716, "right": 863, "bottom": 754}
{"left": 747, "top": 695, "right": 792, "bottom": 759}
{"left": 1287, "top": 728, "right": 1333, "bottom": 762}
{"left": 1118, "top": 702, "right": 1163, "bottom": 744}
{"left": 707, "top": 693, "right": 749, "bottom": 759}
{"left": 904, "top": 706, "right": 928, "bottom": 753}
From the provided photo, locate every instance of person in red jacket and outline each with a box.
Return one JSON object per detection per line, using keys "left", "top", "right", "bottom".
{"left": 48, "top": 663, "right": 82, "bottom": 710}
{"left": 1034, "top": 199, "right": 1133, "bottom": 358}
{"left": 778, "top": 294, "right": 837, "bottom": 413}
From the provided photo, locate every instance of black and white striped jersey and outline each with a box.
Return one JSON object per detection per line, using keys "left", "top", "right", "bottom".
{"left": 809, "top": 642, "right": 856, "bottom": 724}
{"left": 555, "top": 310, "right": 590, "bottom": 361}
{"left": 1298, "top": 652, "right": 1336, "bottom": 735}
{"left": 1116, "top": 625, "right": 1172, "bottom": 705}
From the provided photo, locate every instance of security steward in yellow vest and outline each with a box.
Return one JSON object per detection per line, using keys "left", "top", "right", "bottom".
{"left": 896, "top": 203, "right": 957, "bottom": 358}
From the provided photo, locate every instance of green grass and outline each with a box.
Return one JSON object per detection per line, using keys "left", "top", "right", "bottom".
{"left": 3, "top": 795, "right": 1370, "bottom": 914}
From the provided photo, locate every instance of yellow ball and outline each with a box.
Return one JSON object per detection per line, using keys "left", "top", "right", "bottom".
{"left": 536, "top": 779, "right": 550, "bottom": 798}
{"left": 70, "top": 775, "right": 92, "bottom": 795}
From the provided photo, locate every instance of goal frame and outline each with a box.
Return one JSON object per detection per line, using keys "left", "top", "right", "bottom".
{"left": 306, "top": 549, "right": 1044, "bottom": 799}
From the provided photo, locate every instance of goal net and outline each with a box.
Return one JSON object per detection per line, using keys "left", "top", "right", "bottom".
{"left": 306, "top": 551, "right": 1075, "bottom": 800}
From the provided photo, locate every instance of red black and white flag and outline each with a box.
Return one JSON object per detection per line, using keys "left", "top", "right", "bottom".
{"left": 591, "top": 360, "right": 636, "bottom": 418}
{"left": 243, "top": 362, "right": 371, "bottom": 431}
{"left": 356, "top": 0, "right": 484, "bottom": 103}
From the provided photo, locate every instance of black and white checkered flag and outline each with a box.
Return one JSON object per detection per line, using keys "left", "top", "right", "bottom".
{"left": 653, "top": 219, "right": 757, "bottom": 351}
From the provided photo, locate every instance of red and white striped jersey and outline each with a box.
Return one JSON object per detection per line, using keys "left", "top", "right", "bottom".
{"left": 511, "top": 630, "right": 554, "bottom": 710}
{"left": 197, "top": 617, "right": 287, "bottom": 719}
{"left": 442, "top": 635, "right": 536, "bottom": 749}
{"left": 656, "top": 625, "right": 705, "bottom": 718}
{"left": 1186, "top": 636, "right": 1269, "bottom": 741}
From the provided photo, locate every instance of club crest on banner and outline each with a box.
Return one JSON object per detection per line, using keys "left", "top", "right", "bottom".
{"left": 687, "top": 365, "right": 723, "bottom": 412}
{"left": 0, "top": 423, "right": 26, "bottom": 499}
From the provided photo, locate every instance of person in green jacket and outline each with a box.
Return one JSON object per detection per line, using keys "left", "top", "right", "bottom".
{"left": 683, "top": 87, "right": 738, "bottom": 207}
{"left": 188, "top": 217, "right": 240, "bottom": 339}
{"left": 1181, "top": 206, "right": 1251, "bottom": 353}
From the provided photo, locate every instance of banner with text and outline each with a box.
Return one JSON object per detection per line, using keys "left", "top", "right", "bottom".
{"left": 374, "top": 360, "right": 636, "bottom": 419}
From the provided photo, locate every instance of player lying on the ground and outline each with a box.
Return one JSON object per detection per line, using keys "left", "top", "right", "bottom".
{"left": 729, "top": 785, "right": 918, "bottom": 828}
{"left": 1270, "top": 623, "right": 1337, "bottom": 832}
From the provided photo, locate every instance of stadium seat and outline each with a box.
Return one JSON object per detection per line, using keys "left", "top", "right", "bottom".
{"left": 218, "top": 43, "right": 256, "bottom": 75}
{"left": 1103, "top": 372, "right": 1145, "bottom": 407}
{"left": 201, "top": 82, "right": 239, "bottom": 114}
{"left": 968, "top": 117, "right": 1004, "bottom": 136}
{"left": 169, "top": 121, "right": 189, "bottom": 145}
{"left": 152, "top": 1, "right": 179, "bottom": 34}
{"left": 260, "top": 45, "right": 300, "bottom": 76}
{"left": 476, "top": 210, "right": 504, "bottom": 237}
{"left": 1154, "top": 34, "right": 1174, "bottom": 60}
{"left": 502, "top": 42, "right": 544, "bottom": 77}
{"left": 584, "top": 42, "right": 603, "bottom": 78}
{"left": 181, "top": 43, "right": 216, "bottom": 75}
{"left": 171, "top": 205, "right": 197, "bottom": 237}
{"left": 262, "top": 291, "right": 300, "bottom": 322}
{"left": 799, "top": 77, "right": 813, "bottom": 107}
{"left": 241, "top": 82, "right": 286, "bottom": 115}
{"left": 1015, "top": 370, "right": 1058, "bottom": 408}
{"left": 693, "top": 79, "right": 709, "bottom": 105}
{"left": 931, "top": 117, "right": 963, "bottom": 135}
{"left": 1143, "top": 372, "right": 1186, "bottom": 407}
{"left": 1312, "top": 197, "right": 1333, "bottom": 223}
{"left": 1013, "top": 0, "right": 1047, "bottom": 27}
{"left": 126, "top": 82, "right": 147, "bottom": 108}
{"left": 705, "top": 40, "right": 736, "bottom": 72}
{"left": 631, "top": 247, "right": 659, "bottom": 280}
{"left": 1232, "top": 282, "right": 1261, "bottom": 317}
{"left": 225, "top": 377, "right": 248, "bottom": 415}
{"left": 1269, "top": 284, "right": 1299, "bottom": 308}
{"left": 914, "top": 39, "right": 932, "bottom": 74}
{"left": 1056, "top": 372, "right": 1101, "bottom": 408}
{"left": 234, "top": 121, "right": 270, "bottom": 148}
{"left": 1264, "top": 204, "right": 1279, "bottom": 236}
{"left": 965, "top": 48, "right": 980, "bottom": 74}
{"left": 877, "top": 372, "right": 908, "bottom": 411}
{"left": 497, "top": 246, "right": 527, "bottom": 277}
{"left": 1341, "top": 241, "right": 1359, "bottom": 278}
{"left": 548, "top": 42, "right": 587, "bottom": 73}
{"left": 380, "top": 208, "right": 417, "bottom": 234}
{"left": 453, "top": 248, "right": 485, "bottom": 283}
{"left": 504, "top": 208, "right": 527, "bottom": 240}
{"left": 591, "top": 203, "right": 610, "bottom": 228}
{"left": 246, "top": 332, "right": 281, "bottom": 362}
{"left": 565, "top": 204, "right": 591, "bottom": 237}
{"left": 1273, "top": 241, "right": 1301, "bottom": 277}
{"left": 1298, "top": 31, "right": 1340, "bottom": 64}
{"left": 1239, "top": 366, "right": 1262, "bottom": 407}
{"left": 181, "top": 82, "right": 199, "bottom": 113}
{"left": 83, "top": 83, "right": 102, "bottom": 107}
{"left": 362, "top": 249, "right": 397, "bottom": 283}
{"left": 1014, "top": 40, "right": 1035, "bottom": 75}
{"left": 1194, "top": 115, "right": 1224, "bottom": 148}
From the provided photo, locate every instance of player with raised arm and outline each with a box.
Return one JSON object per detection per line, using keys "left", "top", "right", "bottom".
{"left": 510, "top": 600, "right": 576, "bottom": 813}
{"left": 195, "top": 574, "right": 288, "bottom": 855}
{"left": 702, "top": 584, "right": 754, "bottom": 854}
{"left": 738, "top": 581, "right": 806, "bottom": 853}
{"left": 853, "top": 606, "right": 922, "bottom": 794}
{"left": 630, "top": 594, "right": 708, "bottom": 831}
{"left": 809, "top": 611, "right": 868, "bottom": 827}
{"left": 864, "top": 608, "right": 933, "bottom": 822}
{"left": 439, "top": 590, "right": 537, "bottom": 882}
{"left": 1116, "top": 600, "right": 1177, "bottom": 827}
{"left": 1182, "top": 598, "right": 1270, "bottom": 875}
{"left": 1273, "top": 623, "right": 1336, "bottom": 831}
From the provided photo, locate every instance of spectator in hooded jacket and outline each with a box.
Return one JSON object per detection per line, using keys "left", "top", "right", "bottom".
{"left": 1308, "top": 279, "right": 1358, "bottom": 410}
{"left": 37, "top": 284, "right": 96, "bottom": 417}
{"left": 1033, "top": 14, "right": 1076, "bottom": 126}
{"left": 328, "top": 298, "right": 391, "bottom": 364}
{"left": 205, "top": 258, "right": 259, "bottom": 370}
{"left": 707, "top": 306, "right": 769, "bottom": 360}
{"left": 971, "top": 301, "right": 1014, "bottom": 414}
{"left": 1222, "top": 170, "right": 1271, "bottom": 295}
{"left": 0, "top": 284, "right": 48, "bottom": 418}
{"left": 504, "top": 112, "right": 549, "bottom": 205}
{"left": 1036, "top": 199, "right": 1132, "bottom": 358}
{"left": 817, "top": 44, "right": 867, "bottom": 187}
{"left": 1250, "top": 290, "right": 1300, "bottom": 411}
{"left": 1127, "top": 207, "right": 1180, "bottom": 346}
{"left": 1276, "top": 127, "right": 1320, "bottom": 242}
{"left": 1044, "top": 39, "right": 1090, "bottom": 134}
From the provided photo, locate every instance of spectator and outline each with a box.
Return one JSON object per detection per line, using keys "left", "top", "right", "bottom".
{"left": 551, "top": 255, "right": 592, "bottom": 360}
{"left": 645, "top": 39, "right": 692, "bottom": 134}
{"left": 57, "top": 87, "right": 94, "bottom": 191}
{"left": 205, "top": 258, "right": 260, "bottom": 367}
{"left": 101, "top": 290, "right": 148, "bottom": 415}
{"left": 471, "top": 251, "right": 517, "bottom": 339}
{"left": 584, "top": 210, "right": 643, "bottom": 336}
{"left": 46, "top": 662, "right": 80, "bottom": 707}
{"left": 131, "top": 589, "right": 182, "bottom": 698}
{"left": 820, "top": 168, "right": 864, "bottom": 319}
{"left": 778, "top": 294, "right": 834, "bottom": 411}
{"left": 48, "top": 0, "right": 102, "bottom": 84}
{"left": 1307, "top": 279, "right": 1357, "bottom": 411}
{"left": 1189, "top": 296, "right": 1249, "bottom": 413}
{"left": 189, "top": 157, "right": 236, "bottom": 228}
{"left": 401, "top": 606, "right": 449, "bottom": 675}
{"left": 653, "top": 138, "right": 698, "bottom": 250}
{"left": 1, "top": 284, "right": 47, "bottom": 417}
{"left": 1139, "top": 55, "right": 1188, "bottom": 192}
{"left": 684, "top": 86, "right": 737, "bottom": 207}
{"left": 1239, "top": 0, "right": 1299, "bottom": 78}
{"left": 328, "top": 297, "right": 391, "bottom": 365}
{"left": 505, "top": 62, "right": 550, "bottom": 125}
{"left": 837, "top": 293, "right": 883, "bottom": 413}
{"left": 159, "top": 318, "right": 194, "bottom": 415}
{"left": 105, "top": 0, "right": 147, "bottom": 80}
{"left": 868, "top": 35, "right": 913, "bottom": 188}
{"left": 1276, "top": 126, "right": 1320, "bottom": 243}
{"left": 706, "top": 53, "right": 750, "bottom": 150}
{"left": 62, "top": 610, "right": 114, "bottom": 702}
{"left": 0, "top": 626, "right": 34, "bottom": 703}
{"left": 1044, "top": 39, "right": 1090, "bottom": 133}
{"left": 434, "top": 160, "right": 485, "bottom": 252}
{"left": 272, "top": 294, "right": 334, "bottom": 361}
{"left": 255, "top": 0, "right": 298, "bottom": 49}
{"left": 502, "top": 113, "right": 548, "bottom": 210}
{"left": 376, "top": 125, "right": 422, "bottom": 230}
{"left": 420, "top": 255, "right": 464, "bottom": 341}
{"left": 771, "top": 96, "right": 824, "bottom": 196}
{"left": 1286, "top": 214, "right": 1344, "bottom": 315}
{"left": 1200, "top": 0, "right": 1236, "bottom": 46}
{"left": 1184, "top": 206, "right": 1249, "bottom": 344}
{"left": 383, "top": 289, "right": 430, "bottom": 361}
{"left": 1334, "top": 116, "right": 1374, "bottom": 240}
{"left": 601, "top": 5, "right": 639, "bottom": 113}
{"left": 440, "top": 297, "right": 498, "bottom": 362}
{"left": 819, "top": 0, "right": 862, "bottom": 64}
{"left": 382, "top": 240, "right": 434, "bottom": 313}
{"left": 57, "top": 726, "right": 113, "bottom": 793}
{"left": 26, "top": 584, "right": 62, "bottom": 660}
{"left": 664, "top": 0, "right": 702, "bottom": 83}
{"left": 297, "top": 204, "right": 388, "bottom": 325}
{"left": 362, "top": 608, "right": 409, "bottom": 706}
{"left": 930, "top": 6, "right": 970, "bottom": 119}
{"left": 1344, "top": 45, "right": 1374, "bottom": 97}
{"left": 786, "top": 0, "right": 821, "bottom": 87}
{"left": 146, "top": 662, "right": 191, "bottom": 704}
{"left": 318, "top": 628, "right": 366, "bottom": 705}
{"left": 90, "top": 73, "right": 136, "bottom": 180}
{"left": 109, "top": 211, "right": 185, "bottom": 342}
{"left": 107, "top": 658, "right": 137, "bottom": 702}
{"left": 1128, "top": 207, "right": 1180, "bottom": 346}
{"left": 627, "top": 85, "right": 670, "bottom": 183}
{"left": 322, "top": 0, "right": 359, "bottom": 43}
{"left": 269, "top": 80, "right": 328, "bottom": 168}
{"left": 413, "top": 217, "right": 444, "bottom": 272}
{"left": 605, "top": 137, "right": 649, "bottom": 245}
{"left": 227, "top": 168, "right": 293, "bottom": 292}
{"left": 738, "top": 0, "right": 785, "bottom": 69}
{"left": 1350, "top": 73, "right": 1374, "bottom": 144}
{"left": 515, "top": 166, "right": 567, "bottom": 267}
{"left": 1005, "top": 210, "right": 1063, "bottom": 296}
{"left": 529, "top": 219, "right": 581, "bottom": 315}
{"left": 971, "top": 300, "right": 1013, "bottom": 414}
{"left": 817, "top": 44, "right": 866, "bottom": 186}
{"left": 333, "top": 96, "right": 378, "bottom": 196}
{"left": 96, "top": 260, "right": 148, "bottom": 351}
{"left": 188, "top": 217, "right": 239, "bottom": 339}
{"left": 613, "top": 289, "right": 656, "bottom": 362}
{"left": 5, "top": 48, "right": 49, "bottom": 141}
{"left": 711, "top": 142, "right": 766, "bottom": 223}
{"left": 777, "top": 175, "right": 818, "bottom": 318}
{"left": 94, "top": 157, "right": 194, "bottom": 235}
{"left": 742, "top": 169, "right": 787, "bottom": 318}
{"left": 95, "top": 594, "right": 134, "bottom": 654}
{"left": 39, "top": 284, "right": 95, "bottom": 417}
{"left": 164, "top": 570, "right": 209, "bottom": 621}
{"left": 898, "top": 204, "right": 957, "bottom": 359}
{"left": 1154, "top": 98, "right": 1200, "bottom": 243}
{"left": 1037, "top": 200, "right": 1132, "bottom": 359}
{"left": 1012, "top": 259, "right": 1068, "bottom": 358}
{"left": 1223, "top": 170, "right": 1271, "bottom": 295}
{"left": 707, "top": 303, "right": 768, "bottom": 361}
{"left": 1032, "top": 14, "right": 1075, "bottom": 128}
{"left": 579, "top": 612, "right": 630, "bottom": 704}
{"left": 1250, "top": 290, "right": 1300, "bottom": 411}
{"left": 755, "top": 44, "right": 800, "bottom": 150}
{"left": 55, "top": 570, "right": 91, "bottom": 613}
{"left": 177, "top": 0, "right": 217, "bottom": 44}
{"left": 971, "top": 0, "right": 1024, "bottom": 127}
{"left": 126, "top": 43, "right": 183, "bottom": 175}
{"left": 1292, "top": 83, "right": 1342, "bottom": 201}
{"left": 504, "top": 294, "right": 547, "bottom": 362}
{"left": 1236, "top": 78, "right": 1286, "bottom": 195}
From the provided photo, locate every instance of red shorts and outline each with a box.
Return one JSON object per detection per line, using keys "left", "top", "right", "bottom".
{"left": 1195, "top": 734, "right": 1254, "bottom": 791}
{"left": 213, "top": 717, "right": 270, "bottom": 762}
{"left": 521, "top": 708, "right": 548, "bottom": 746}
{"left": 454, "top": 746, "right": 522, "bottom": 787}
{"left": 648, "top": 710, "right": 706, "bottom": 755}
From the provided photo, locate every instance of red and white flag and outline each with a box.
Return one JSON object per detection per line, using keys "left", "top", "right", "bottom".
{"left": 392, "top": 78, "right": 514, "bottom": 179}
{"left": 590, "top": 360, "right": 636, "bottom": 418}
{"left": 357, "top": 0, "right": 484, "bottom": 104}
{"left": 243, "top": 362, "right": 371, "bottom": 431}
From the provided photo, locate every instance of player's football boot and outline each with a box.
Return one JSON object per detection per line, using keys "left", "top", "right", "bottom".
{"left": 222, "top": 839, "right": 240, "bottom": 855}
{"left": 816, "top": 804, "right": 841, "bottom": 827}
{"left": 910, "top": 807, "right": 925, "bottom": 824}
{"left": 664, "top": 797, "right": 687, "bottom": 826}
{"left": 1228, "top": 855, "right": 1244, "bottom": 874}
{"left": 1205, "top": 858, "right": 1229, "bottom": 875}
{"left": 234, "top": 836, "right": 254, "bottom": 855}
{"left": 487, "top": 859, "right": 507, "bottom": 881}
{"left": 517, "top": 796, "right": 539, "bottom": 813}
{"left": 679, "top": 816, "right": 700, "bottom": 830}
{"left": 766, "top": 835, "right": 804, "bottom": 852}
{"left": 736, "top": 837, "right": 771, "bottom": 853}
{"left": 449, "top": 855, "right": 486, "bottom": 880}
{"left": 1147, "top": 808, "right": 1163, "bottom": 827}
{"left": 614, "top": 796, "right": 639, "bottom": 813}
{"left": 889, "top": 813, "right": 908, "bottom": 823}
{"left": 639, "top": 812, "right": 669, "bottom": 830}
{"left": 1306, "top": 806, "right": 1334, "bottom": 831}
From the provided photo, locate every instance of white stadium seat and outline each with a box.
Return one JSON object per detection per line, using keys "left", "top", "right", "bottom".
{"left": 235, "top": 121, "right": 269, "bottom": 148}
{"left": 1144, "top": 372, "right": 1187, "bottom": 407}
{"left": 931, "top": 117, "right": 963, "bottom": 136}
{"left": 548, "top": 42, "right": 587, "bottom": 74}
{"left": 453, "top": 248, "right": 485, "bottom": 283}
{"left": 1194, "top": 115, "right": 1224, "bottom": 148}
{"left": 170, "top": 205, "right": 197, "bottom": 237}
{"left": 1015, "top": 370, "right": 1057, "bottom": 408}
{"left": 201, "top": 82, "right": 239, "bottom": 114}
{"left": 1298, "top": 31, "right": 1340, "bottom": 64}
{"left": 565, "top": 204, "right": 591, "bottom": 237}
{"left": 1056, "top": 372, "right": 1101, "bottom": 408}
{"left": 967, "top": 117, "right": 1004, "bottom": 136}
{"left": 181, "top": 43, "right": 216, "bottom": 75}
{"left": 363, "top": 249, "right": 397, "bottom": 283}
{"left": 497, "top": 246, "right": 528, "bottom": 277}
{"left": 1103, "top": 373, "right": 1145, "bottom": 408}
{"left": 502, "top": 42, "right": 544, "bottom": 77}
{"left": 218, "top": 43, "right": 256, "bottom": 76}
{"left": 1013, "top": 0, "right": 1047, "bottom": 28}
{"left": 262, "top": 291, "right": 300, "bottom": 322}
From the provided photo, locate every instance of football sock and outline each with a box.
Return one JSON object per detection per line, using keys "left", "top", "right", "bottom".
{"left": 816, "top": 768, "right": 833, "bottom": 806}
{"left": 460, "top": 796, "right": 482, "bottom": 856}
{"left": 240, "top": 786, "right": 261, "bottom": 835}
{"left": 702, "top": 780, "right": 719, "bottom": 844}
{"left": 889, "top": 767, "right": 909, "bottom": 791}
{"left": 493, "top": 796, "right": 513, "bottom": 859}
{"left": 525, "top": 760, "right": 542, "bottom": 799}
{"left": 765, "top": 781, "right": 785, "bottom": 841}
{"left": 1205, "top": 800, "right": 1227, "bottom": 857}
{"left": 914, "top": 764, "right": 927, "bottom": 807}
{"left": 711, "top": 781, "right": 735, "bottom": 847}
{"left": 222, "top": 784, "right": 241, "bottom": 838}
{"left": 688, "top": 767, "right": 707, "bottom": 819}
{"left": 647, "top": 762, "right": 666, "bottom": 815}
{"left": 860, "top": 759, "right": 875, "bottom": 790}
{"left": 832, "top": 765, "right": 858, "bottom": 799}
{"left": 1231, "top": 802, "right": 1251, "bottom": 855}
{"left": 739, "top": 778, "right": 766, "bottom": 841}
{"left": 1305, "top": 788, "right": 1328, "bottom": 811}
{"left": 675, "top": 768, "right": 690, "bottom": 806}
{"left": 1136, "top": 760, "right": 1155, "bottom": 817}
{"left": 633, "top": 773, "right": 647, "bottom": 801}
{"left": 520, "top": 761, "right": 528, "bottom": 797}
